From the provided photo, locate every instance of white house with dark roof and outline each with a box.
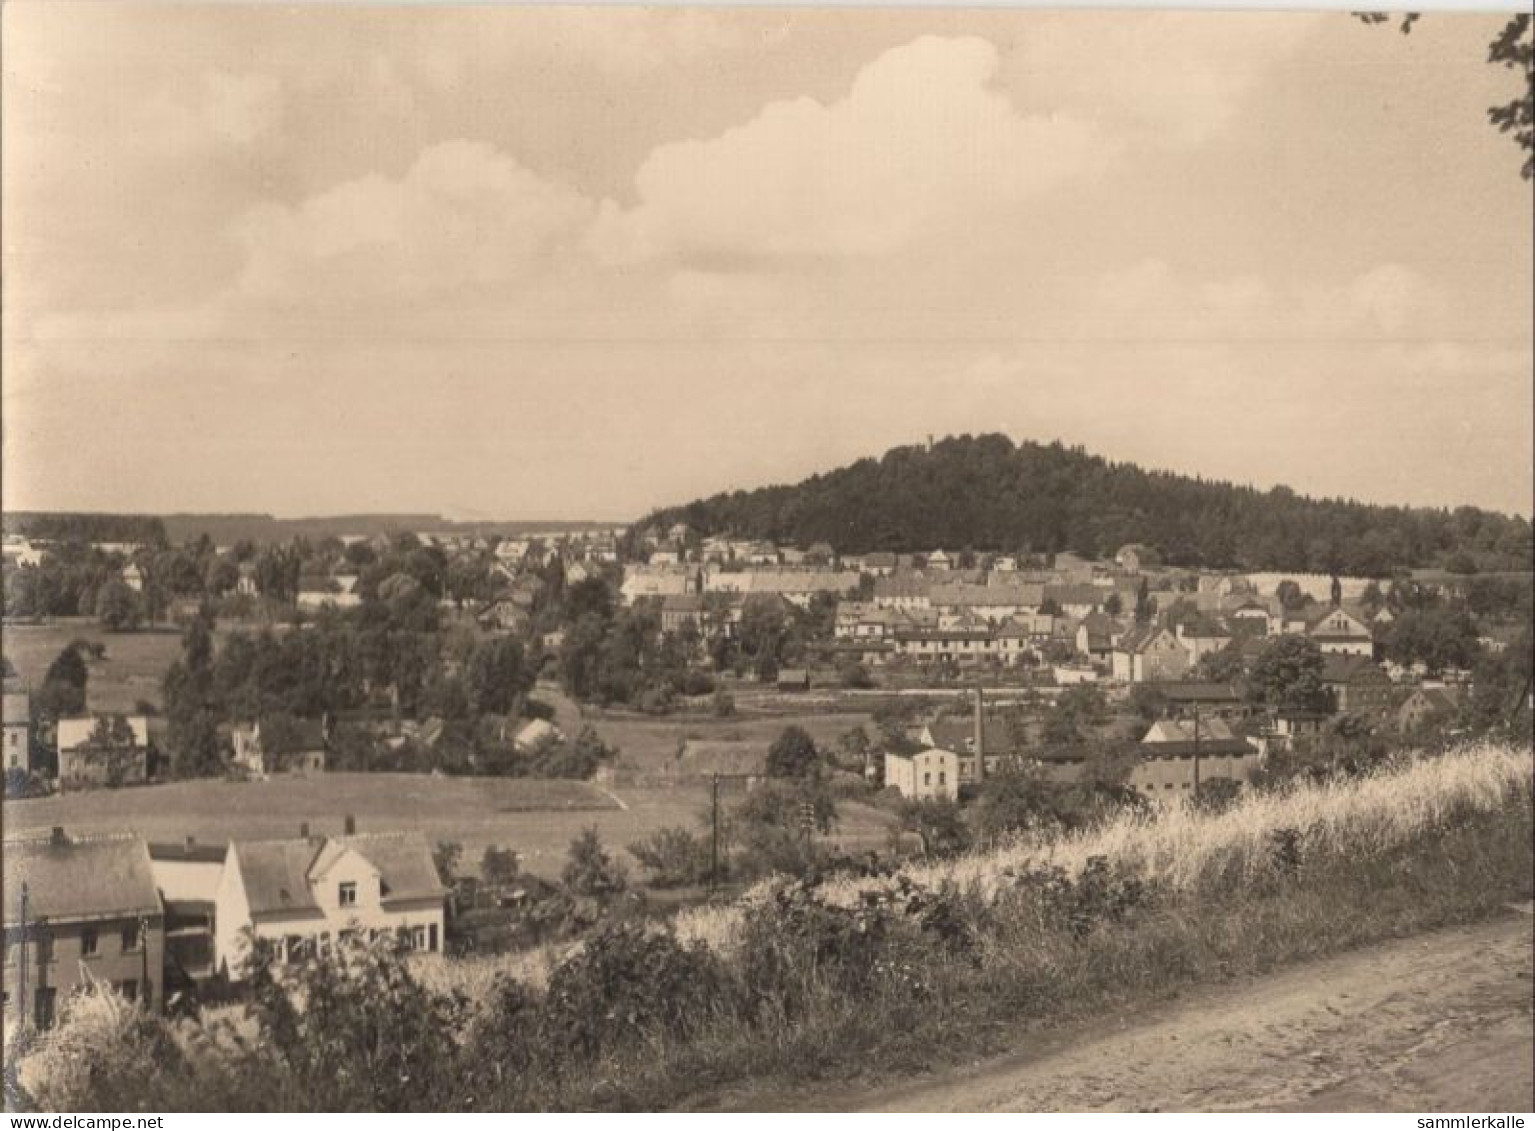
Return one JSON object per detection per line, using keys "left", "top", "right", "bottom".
{"left": 213, "top": 832, "right": 446, "bottom": 980}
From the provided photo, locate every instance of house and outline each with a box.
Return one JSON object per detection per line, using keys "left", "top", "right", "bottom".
{"left": 862, "top": 552, "right": 899, "bottom": 577}
{"left": 925, "top": 549, "right": 953, "bottom": 571}
{"left": 660, "top": 592, "right": 705, "bottom": 634}
{"left": 1131, "top": 718, "right": 1257, "bottom": 798}
{"left": 55, "top": 715, "right": 150, "bottom": 789}
{"left": 1321, "top": 655, "right": 1395, "bottom": 714}
{"left": 1075, "top": 612, "right": 1124, "bottom": 664}
{"left": 1, "top": 535, "right": 46, "bottom": 569}
{"left": 513, "top": 718, "right": 562, "bottom": 752}
{"left": 1114, "top": 544, "right": 1158, "bottom": 574}
{"left": 235, "top": 562, "right": 259, "bottom": 597}
{"left": 3, "top": 829, "right": 166, "bottom": 1029}
{"left": 1154, "top": 682, "right": 1245, "bottom": 717}
{"left": 1170, "top": 613, "right": 1232, "bottom": 663}
{"left": 147, "top": 838, "right": 226, "bottom": 986}
{"left": 1306, "top": 606, "right": 1375, "bottom": 657}
{"left": 212, "top": 832, "right": 446, "bottom": 981}
{"left": 120, "top": 563, "right": 146, "bottom": 592}
{"left": 1110, "top": 624, "right": 1191, "bottom": 684}
{"left": 620, "top": 566, "right": 698, "bottom": 604}
{"left": 1228, "top": 600, "right": 1275, "bottom": 636}
{"left": 3, "top": 690, "right": 31, "bottom": 774}
{"left": 775, "top": 668, "right": 811, "bottom": 692}
{"left": 1052, "top": 552, "right": 1095, "bottom": 584}
{"left": 883, "top": 747, "right": 960, "bottom": 801}
{"left": 1043, "top": 584, "right": 1102, "bottom": 618}
{"left": 872, "top": 575, "right": 933, "bottom": 610}
{"left": 297, "top": 574, "right": 362, "bottom": 611}
{"left": 478, "top": 598, "right": 531, "bottom": 634}
{"left": 1397, "top": 687, "right": 1462, "bottom": 733}
{"left": 230, "top": 718, "right": 329, "bottom": 778}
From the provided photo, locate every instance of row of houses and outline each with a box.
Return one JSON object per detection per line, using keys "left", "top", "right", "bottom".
{"left": 2, "top": 823, "right": 445, "bottom": 1031}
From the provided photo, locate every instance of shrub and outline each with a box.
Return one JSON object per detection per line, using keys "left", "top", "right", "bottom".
{"left": 562, "top": 827, "right": 628, "bottom": 898}
{"left": 628, "top": 826, "right": 711, "bottom": 888}
{"left": 538, "top": 922, "right": 729, "bottom": 1063}
{"left": 711, "top": 687, "right": 736, "bottom": 717}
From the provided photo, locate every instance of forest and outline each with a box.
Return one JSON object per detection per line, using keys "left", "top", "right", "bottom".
{"left": 640, "top": 434, "right": 1534, "bottom": 575}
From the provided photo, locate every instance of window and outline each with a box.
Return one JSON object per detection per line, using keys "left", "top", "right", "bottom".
{"left": 80, "top": 928, "right": 98, "bottom": 957}
{"left": 922, "top": 772, "right": 931, "bottom": 787}
{"left": 119, "top": 980, "right": 138, "bottom": 1002}
{"left": 34, "top": 987, "right": 57, "bottom": 1030}
{"left": 428, "top": 923, "right": 439, "bottom": 953}
{"left": 338, "top": 881, "right": 357, "bottom": 907}
{"left": 121, "top": 921, "right": 140, "bottom": 953}
{"left": 938, "top": 771, "right": 946, "bottom": 786}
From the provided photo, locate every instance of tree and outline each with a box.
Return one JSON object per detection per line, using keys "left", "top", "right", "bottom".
{"left": 38, "top": 644, "right": 89, "bottom": 718}
{"left": 766, "top": 725, "right": 819, "bottom": 778}
{"left": 94, "top": 579, "right": 143, "bottom": 631}
{"left": 1195, "top": 642, "right": 1246, "bottom": 683}
{"left": 1359, "top": 12, "right": 1533, "bottom": 179}
{"left": 1247, "top": 636, "right": 1330, "bottom": 713}
{"left": 77, "top": 715, "right": 140, "bottom": 787}
{"left": 1385, "top": 607, "right": 1482, "bottom": 674}
{"left": 1104, "top": 591, "right": 1124, "bottom": 616}
{"left": 1276, "top": 580, "right": 1308, "bottom": 611}
{"left": 561, "top": 828, "right": 628, "bottom": 898}
{"left": 431, "top": 841, "right": 462, "bottom": 886}
{"left": 480, "top": 844, "right": 520, "bottom": 886}
{"left": 898, "top": 797, "right": 971, "bottom": 857}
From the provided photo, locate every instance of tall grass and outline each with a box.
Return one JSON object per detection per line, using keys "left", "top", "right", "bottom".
{"left": 675, "top": 741, "right": 1533, "bottom": 951}
{"left": 12, "top": 742, "right": 1532, "bottom": 1112}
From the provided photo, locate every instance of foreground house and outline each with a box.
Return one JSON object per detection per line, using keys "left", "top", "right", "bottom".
{"left": 213, "top": 832, "right": 446, "bottom": 981}
{"left": 1110, "top": 624, "right": 1191, "bottom": 683}
{"left": 3, "top": 829, "right": 165, "bottom": 1029}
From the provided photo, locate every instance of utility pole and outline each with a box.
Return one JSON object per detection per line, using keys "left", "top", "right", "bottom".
{"left": 710, "top": 774, "right": 720, "bottom": 893}
{"left": 16, "top": 882, "right": 28, "bottom": 1033}
{"left": 1192, "top": 703, "right": 1202, "bottom": 796}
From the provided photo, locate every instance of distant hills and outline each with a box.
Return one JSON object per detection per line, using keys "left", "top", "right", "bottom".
{"left": 3, "top": 512, "right": 621, "bottom": 547}
{"left": 639, "top": 434, "right": 1533, "bottom": 576}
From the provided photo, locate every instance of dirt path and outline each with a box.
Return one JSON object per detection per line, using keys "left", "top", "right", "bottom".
{"left": 816, "top": 912, "right": 1535, "bottom": 1112}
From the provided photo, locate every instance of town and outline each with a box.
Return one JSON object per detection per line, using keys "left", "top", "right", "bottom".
{"left": 4, "top": 505, "right": 1530, "bottom": 1039}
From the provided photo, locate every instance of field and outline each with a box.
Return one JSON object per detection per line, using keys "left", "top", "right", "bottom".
{"left": 590, "top": 708, "right": 877, "bottom": 774}
{"left": 2, "top": 621, "right": 187, "bottom": 713}
{"left": 2, "top": 771, "right": 898, "bottom": 882}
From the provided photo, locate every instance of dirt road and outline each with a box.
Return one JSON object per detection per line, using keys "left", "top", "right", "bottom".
{"left": 835, "top": 911, "right": 1534, "bottom": 1112}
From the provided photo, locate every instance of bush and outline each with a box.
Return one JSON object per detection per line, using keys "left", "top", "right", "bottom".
{"left": 680, "top": 669, "right": 716, "bottom": 697}
{"left": 538, "top": 922, "right": 729, "bottom": 1063}
{"left": 562, "top": 827, "right": 628, "bottom": 898}
{"left": 629, "top": 826, "right": 711, "bottom": 888}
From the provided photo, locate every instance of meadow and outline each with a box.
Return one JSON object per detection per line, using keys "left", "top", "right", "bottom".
{"left": 2, "top": 621, "right": 187, "bottom": 713}
{"left": 2, "top": 771, "right": 899, "bottom": 882}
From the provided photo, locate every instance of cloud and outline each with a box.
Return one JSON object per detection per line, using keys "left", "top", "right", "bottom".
{"left": 1092, "top": 259, "right": 1444, "bottom": 340}
{"left": 1011, "top": 13, "right": 1324, "bottom": 147}
{"left": 588, "top": 36, "right": 1112, "bottom": 265}
{"left": 230, "top": 140, "right": 594, "bottom": 312}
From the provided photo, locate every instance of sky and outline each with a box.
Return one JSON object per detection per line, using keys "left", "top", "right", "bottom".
{"left": 3, "top": 4, "right": 1532, "bottom": 522}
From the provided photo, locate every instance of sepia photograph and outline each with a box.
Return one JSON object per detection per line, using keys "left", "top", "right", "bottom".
{"left": 1, "top": 0, "right": 1532, "bottom": 1116}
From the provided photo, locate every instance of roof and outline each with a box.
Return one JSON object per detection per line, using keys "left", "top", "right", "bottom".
{"left": 3, "top": 833, "right": 162, "bottom": 924}
{"left": 2, "top": 691, "right": 29, "bottom": 726}
{"left": 147, "top": 840, "right": 228, "bottom": 864}
{"left": 660, "top": 593, "right": 704, "bottom": 612}
{"left": 233, "top": 833, "right": 445, "bottom": 918}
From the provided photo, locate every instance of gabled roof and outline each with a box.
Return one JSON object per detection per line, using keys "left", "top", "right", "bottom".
{"left": 3, "top": 833, "right": 162, "bottom": 924}
{"left": 233, "top": 833, "right": 445, "bottom": 918}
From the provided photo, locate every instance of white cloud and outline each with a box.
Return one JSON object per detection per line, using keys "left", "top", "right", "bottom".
{"left": 1093, "top": 258, "right": 1444, "bottom": 340}
{"left": 1011, "top": 13, "right": 1324, "bottom": 147}
{"left": 230, "top": 140, "right": 594, "bottom": 308}
{"left": 588, "top": 36, "right": 1113, "bottom": 265}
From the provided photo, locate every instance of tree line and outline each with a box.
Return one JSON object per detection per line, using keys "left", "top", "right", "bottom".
{"left": 640, "top": 434, "right": 1533, "bottom": 574}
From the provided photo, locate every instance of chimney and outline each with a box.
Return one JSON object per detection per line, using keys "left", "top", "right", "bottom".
{"left": 299, "top": 821, "right": 310, "bottom": 839}
{"left": 344, "top": 814, "right": 356, "bottom": 836}
{"left": 973, "top": 686, "right": 985, "bottom": 781}
{"left": 50, "top": 825, "right": 67, "bottom": 847}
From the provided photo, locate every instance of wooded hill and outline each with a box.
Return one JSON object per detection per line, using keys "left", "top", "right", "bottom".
{"left": 640, "top": 434, "right": 1533, "bottom": 575}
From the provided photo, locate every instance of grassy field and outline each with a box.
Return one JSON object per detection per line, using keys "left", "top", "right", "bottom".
{"left": 590, "top": 710, "right": 876, "bottom": 773}
{"left": 2, "top": 771, "right": 898, "bottom": 882}
{"left": 2, "top": 621, "right": 188, "bottom": 713}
